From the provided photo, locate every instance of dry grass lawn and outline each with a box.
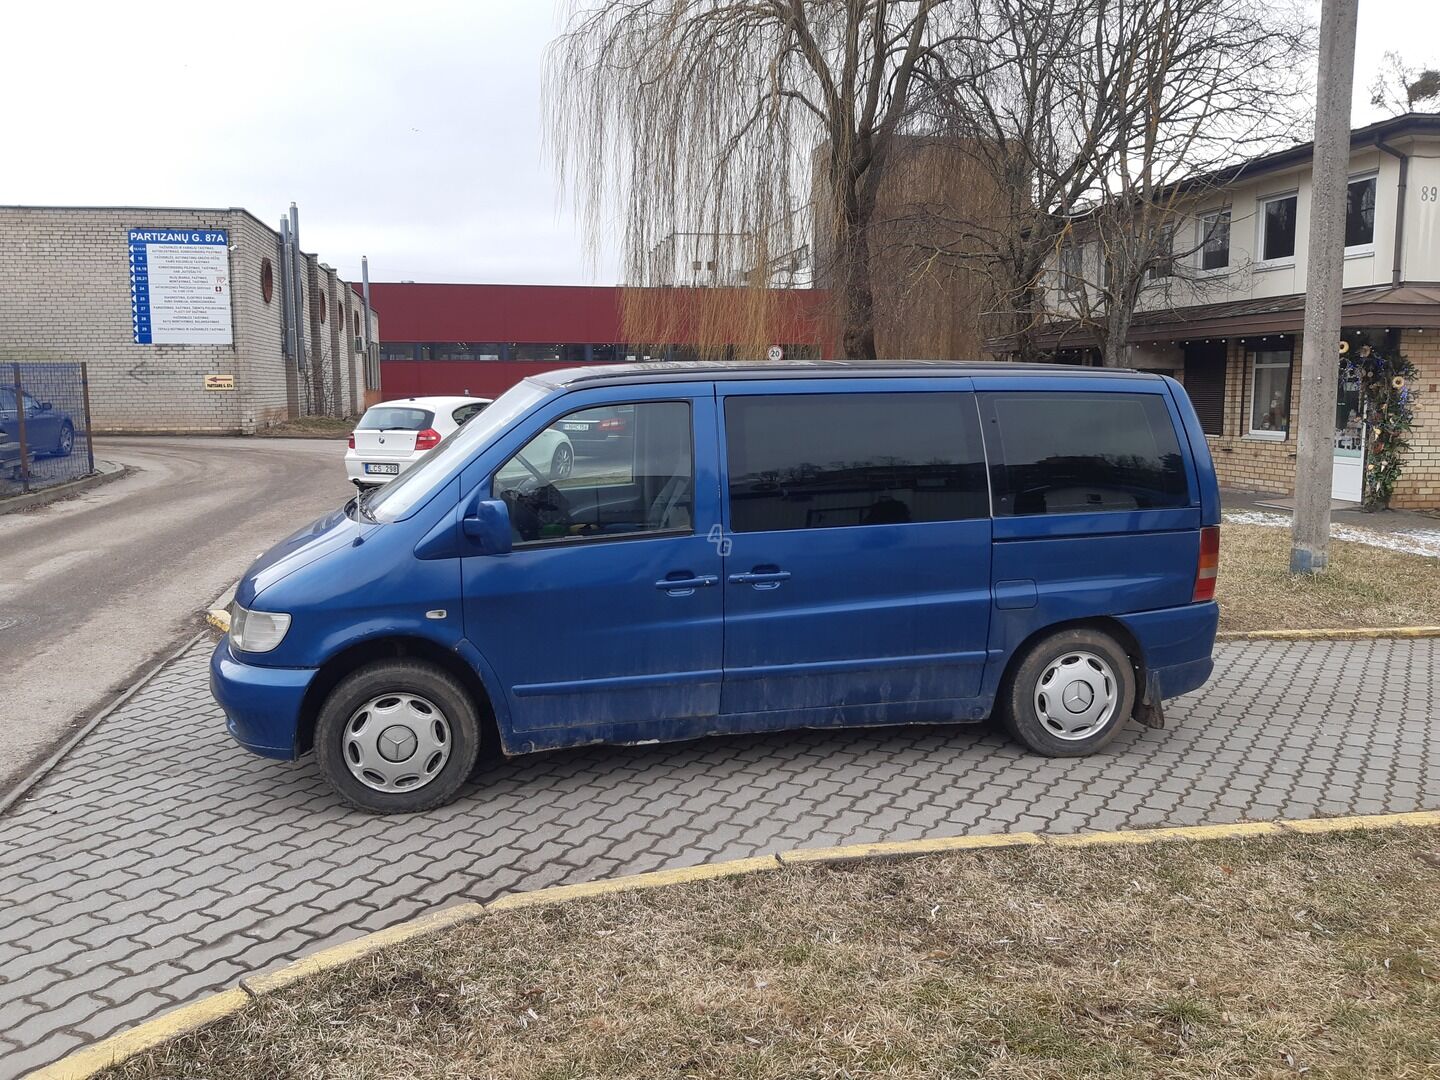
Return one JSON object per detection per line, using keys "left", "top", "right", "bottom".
{"left": 252, "top": 416, "right": 355, "bottom": 439}
{"left": 1217, "top": 523, "right": 1440, "bottom": 632}
{"left": 104, "top": 828, "right": 1440, "bottom": 1080}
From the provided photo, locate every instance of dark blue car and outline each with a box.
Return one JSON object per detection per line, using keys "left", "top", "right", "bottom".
{"left": 212, "top": 361, "right": 1220, "bottom": 813}
{"left": 0, "top": 386, "right": 76, "bottom": 461}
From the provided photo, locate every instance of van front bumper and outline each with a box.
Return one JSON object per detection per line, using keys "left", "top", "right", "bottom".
{"left": 210, "top": 639, "right": 316, "bottom": 760}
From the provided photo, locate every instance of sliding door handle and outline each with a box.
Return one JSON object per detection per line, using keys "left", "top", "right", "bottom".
{"left": 655, "top": 573, "right": 718, "bottom": 595}
{"left": 728, "top": 569, "right": 791, "bottom": 590}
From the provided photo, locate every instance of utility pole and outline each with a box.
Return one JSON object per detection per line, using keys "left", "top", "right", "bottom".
{"left": 1291, "top": 0, "right": 1359, "bottom": 574}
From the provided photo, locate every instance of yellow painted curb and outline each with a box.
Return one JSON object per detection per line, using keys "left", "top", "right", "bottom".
{"left": 205, "top": 608, "right": 229, "bottom": 634}
{"left": 241, "top": 902, "right": 485, "bottom": 995}
{"left": 25, "top": 809, "right": 1440, "bottom": 1079}
{"left": 486, "top": 855, "right": 782, "bottom": 911}
{"left": 1280, "top": 809, "right": 1440, "bottom": 834}
{"left": 1045, "top": 821, "right": 1285, "bottom": 846}
{"left": 1217, "top": 625, "right": 1440, "bottom": 641}
{"left": 782, "top": 830, "right": 1043, "bottom": 865}
{"left": 22, "top": 989, "right": 251, "bottom": 1080}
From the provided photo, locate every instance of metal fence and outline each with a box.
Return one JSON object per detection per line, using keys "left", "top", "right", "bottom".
{"left": 0, "top": 362, "right": 95, "bottom": 498}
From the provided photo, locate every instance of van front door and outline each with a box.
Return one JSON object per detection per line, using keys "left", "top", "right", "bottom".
{"left": 717, "top": 385, "right": 993, "bottom": 724}
{"left": 462, "top": 393, "right": 723, "bottom": 738}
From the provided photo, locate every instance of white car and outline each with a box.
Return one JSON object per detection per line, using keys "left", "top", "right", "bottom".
{"left": 346, "top": 396, "right": 490, "bottom": 488}
{"left": 346, "top": 395, "right": 576, "bottom": 488}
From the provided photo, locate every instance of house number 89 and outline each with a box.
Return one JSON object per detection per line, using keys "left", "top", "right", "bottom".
{"left": 1421, "top": 186, "right": 1440, "bottom": 202}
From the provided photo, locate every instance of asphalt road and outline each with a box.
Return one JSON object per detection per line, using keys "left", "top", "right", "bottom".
{"left": 0, "top": 436, "right": 352, "bottom": 795}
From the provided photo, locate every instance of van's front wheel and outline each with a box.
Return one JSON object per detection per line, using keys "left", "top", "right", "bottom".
{"left": 314, "top": 660, "right": 481, "bottom": 813}
{"left": 1000, "top": 628, "right": 1136, "bottom": 757}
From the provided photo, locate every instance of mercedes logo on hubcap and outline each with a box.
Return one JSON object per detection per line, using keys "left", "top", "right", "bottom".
{"left": 1062, "top": 682, "right": 1094, "bottom": 713}
{"left": 377, "top": 726, "right": 418, "bottom": 762}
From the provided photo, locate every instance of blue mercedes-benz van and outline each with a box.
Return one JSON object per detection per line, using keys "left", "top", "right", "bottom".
{"left": 212, "top": 361, "right": 1220, "bottom": 813}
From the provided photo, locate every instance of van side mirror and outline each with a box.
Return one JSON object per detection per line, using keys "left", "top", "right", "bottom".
{"left": 462, "top": 498, "right": 512, "bottom": 555}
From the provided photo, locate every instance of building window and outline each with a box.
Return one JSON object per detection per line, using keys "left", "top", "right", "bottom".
{"left": 1059, "top": 243, "right": 1084, "bottom": 293}
{"left": 1147, "top": 226, "right": 1175, "bottom": 280}
{"left": 430, "top": 342, "right": 503, "bottom": 361}
{"left": 1199, "top": 211, "right": 1230, "bottom": 270}
{"left": 381, "top": 344, "right": 419, "bottom": 362}
{"left": 1249, "top": 347, "right": 1293, "bottom": 438}
{"left": 1260, "top": 193, "right": 1298, "bottom": 262}
{"left": 1183, "top": 342, "right": 1227, "bottom": 435}
{"left": 1346, "top": 175, "right": 1377, "bottom": 249}
{"left": 259, "top": 258, "right": 274, "bottom": 304}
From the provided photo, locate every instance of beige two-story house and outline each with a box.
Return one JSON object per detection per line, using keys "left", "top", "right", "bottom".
{"left": 1033, "top": 112, "right": 1440, "bottom": 509}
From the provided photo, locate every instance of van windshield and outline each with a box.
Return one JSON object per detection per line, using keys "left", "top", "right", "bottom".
{"left": 364, "top": 380, "right": 550, "bottom": 522}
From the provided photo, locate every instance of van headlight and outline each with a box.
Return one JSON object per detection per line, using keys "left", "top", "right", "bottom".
{"left": 229, "top": 604, "right": 292, "bottom": 653}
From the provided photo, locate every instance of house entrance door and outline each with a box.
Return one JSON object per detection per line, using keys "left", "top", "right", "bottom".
{"left": 1332, "top": 359, "right": 1364, "bottom": 503}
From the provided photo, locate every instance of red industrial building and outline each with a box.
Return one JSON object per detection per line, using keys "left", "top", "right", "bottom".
{"left": 364, "top": 282, "right": 832, "bottom": 400}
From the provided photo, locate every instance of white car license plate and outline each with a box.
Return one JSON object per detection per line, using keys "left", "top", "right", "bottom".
{"left": 364, "top": 462, "right": 400, "bottom": 475}
{"left": 562, "top": 422, "right": 589, "bottom": 432}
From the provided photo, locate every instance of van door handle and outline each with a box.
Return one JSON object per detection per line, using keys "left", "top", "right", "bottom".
{"left": 728, "top": 569, "right": 791, "bottom": 590}
{"left": 655, "top": 573, "right": 718, "bottom": 595}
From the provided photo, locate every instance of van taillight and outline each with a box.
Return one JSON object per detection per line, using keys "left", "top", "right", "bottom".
{"left": 599, "top": 418, "right": 626, "bottom": 431}
{"left": 1193, "top": 526, "right": 1220, "bottom": 603}
{"left": 347, "top": 433, "right": 355, "bottom": 449}
{"left": 415, "top": 428, "right": 441, "bottom": 450}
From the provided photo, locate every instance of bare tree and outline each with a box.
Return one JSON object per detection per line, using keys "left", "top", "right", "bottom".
{"left": 1369, "top": 51, "right": 1440, "bottom": 116}
{"left": 547, "top": 1, "right": 985, "bottom": 360}
{"left": 912, "top": 0, "right": 1308, "bottom": 362}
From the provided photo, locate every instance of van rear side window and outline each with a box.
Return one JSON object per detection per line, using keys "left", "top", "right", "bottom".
{"left": 725, "top": 392, "right": 988, "bottom": 532}
{"left": 981, "top": 392, "right": 1189, "bottom": 516}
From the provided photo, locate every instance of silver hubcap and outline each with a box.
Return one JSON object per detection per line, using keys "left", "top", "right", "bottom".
{"left": 553, "top": 446, "right": 572, "bottom": 478}
{"left": 1034, "top": 651, "right": 1118, "bottom": 741}
{"left": 342, "top": 693, "right": 451, "bottom": 792}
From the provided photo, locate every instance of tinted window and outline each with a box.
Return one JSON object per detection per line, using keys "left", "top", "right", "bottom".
{"left": 1262, "top": 195, "right": 1297, "bottom": 261}
{"left": 358, "top": 406, "right": 433, "bottom": 431}
{"left": 724, "top": 393, "right": 988, "bottom": 533}
{"left": 494, "top": 401, "right": 692, "bottom": 544}
{"left": 451, "top": 402, "right": 488, "bottom": 425}
{"left": 1345, "top": 176, "right": 1376, "bottom": 247}
{"left": 982, "top": 392, "right": 1189, "bottom": 515}
{"left": 1200, "top": 211, "right": 1230, "bottom": 270}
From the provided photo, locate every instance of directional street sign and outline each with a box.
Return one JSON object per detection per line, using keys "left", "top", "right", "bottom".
{"left": 127, "top": 229, "right": 232, "bottom": 345}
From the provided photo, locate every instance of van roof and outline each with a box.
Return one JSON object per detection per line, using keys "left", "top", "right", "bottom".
{"left": 529, "top": 359, "right": 1156, "bottom": 389}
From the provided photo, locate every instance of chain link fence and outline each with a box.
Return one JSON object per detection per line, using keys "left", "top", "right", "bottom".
{"left": 1, "top": 362, "right": 95, "bottom": 498}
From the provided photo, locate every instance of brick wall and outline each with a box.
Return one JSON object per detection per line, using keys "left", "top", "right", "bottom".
{"left": 1202, "top": 330, "right": 1440, "bottom": 509}
{"left": 0, "top": 206, "right": 372, "bottom": 433}
{"left": 1392, "top": 330, "right": 1440, "bottom": 509}
{"left": 1206, "top": 336, "right": 1302, "bottom": 496}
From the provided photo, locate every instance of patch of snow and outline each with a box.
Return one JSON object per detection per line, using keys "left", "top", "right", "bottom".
{"left": 1223, "top": 511, "right": 1440, "bottom": 559}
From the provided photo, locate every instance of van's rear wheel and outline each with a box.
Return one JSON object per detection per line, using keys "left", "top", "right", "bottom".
{"left": 1000, "top": 628, "right": 1135, "bottom": 756}
{"left": 315, "top": 660, "right": 481, "bottom": 813}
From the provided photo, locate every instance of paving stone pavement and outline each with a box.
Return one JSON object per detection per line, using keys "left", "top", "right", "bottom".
{"left": 1, "top": 635, "right": 1438, "bottom": 1075}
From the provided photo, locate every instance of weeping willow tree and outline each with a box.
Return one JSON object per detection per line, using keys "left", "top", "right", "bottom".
{"left": 546, "top": 1, "right": 978, "bottom": 360}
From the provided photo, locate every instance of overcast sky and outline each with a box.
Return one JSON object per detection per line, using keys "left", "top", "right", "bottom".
{"left": 3, "top": 0, "right": 1430, "bottom": 286}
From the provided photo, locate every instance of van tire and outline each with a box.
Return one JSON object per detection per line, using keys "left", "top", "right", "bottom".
{"left": 1000, "top": 628, "right": 1136, "bottom": 757}
{"left": 314, "top": 660, "right": 482, "bottom": 814}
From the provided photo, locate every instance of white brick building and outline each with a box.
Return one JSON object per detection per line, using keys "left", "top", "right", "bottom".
{"left": 0, "top": 206, "right": 379, "bottom": 433}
